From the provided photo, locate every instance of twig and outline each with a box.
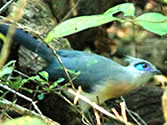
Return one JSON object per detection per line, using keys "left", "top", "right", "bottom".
{"left": 93, "top": 108, "right": 101, "bottom": 125}
{"left": 162, "top": 87, "right": 167, "bottom": 123}
{"left": 0, "top": 98, "right": 60, "bottom": 125}
{"left": 13, "top": 69, "right": 30, "bottom": 78}
{"left": 120, "top": 96, "right": 147, "bottom": 125}
{"left": 0, "top": 0, "right": 27, "bottom": 68}
{"left": 47, "top": 44, "right": 76, "bottom": 90}
{"left": 61, "top": 0, "right": 81, "bottom": 22}
{"left": 120, "top": 102, "right": 128, "bottom": 123}
{"left": 111, "top": 108, "right": 124, "bottom": 121}
{"left": 0, "top": 4, "right": 76, "bottom": 90}
{"left": 68, "top": 88, "right": 133, "bottom": 124}
{"left": 0, "top": 23, "right": 15, "bottom": 68}
{"left": 0, "top": 83, "right": 42, "bottom": 115}
{"left": 74, "top": 86, "right": 82, "bottom": 104}
{"left": 0, "top": 0, "right": 15, "bottom": 14}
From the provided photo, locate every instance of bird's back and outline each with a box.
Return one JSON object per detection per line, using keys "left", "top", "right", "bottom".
{"left": 46, "top": 50, "right": 126, "bottom": 92}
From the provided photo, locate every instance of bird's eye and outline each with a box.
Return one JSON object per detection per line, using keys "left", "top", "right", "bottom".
{"left": 135, "top": 63, "right": 152, "bottom": 71}
{"left": 142, "top": 63, "right": 148, "bottom": 68}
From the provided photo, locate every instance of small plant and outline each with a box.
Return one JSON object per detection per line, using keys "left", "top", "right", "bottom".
{"left": 45, "top": 3, "right": 167, "bottom": 42}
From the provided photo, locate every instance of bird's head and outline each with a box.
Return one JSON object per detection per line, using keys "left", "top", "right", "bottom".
{"left": 124, "top": 56, "right": 161, "bottom": 86}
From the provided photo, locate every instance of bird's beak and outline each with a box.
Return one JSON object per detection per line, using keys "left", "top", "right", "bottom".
{"left": 151, "top": 69, "right": 162, "bottom": 75}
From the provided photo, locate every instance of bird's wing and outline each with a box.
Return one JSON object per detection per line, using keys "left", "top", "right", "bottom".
{"left": 46, "top": 50, "right": 123, "bottom": 92}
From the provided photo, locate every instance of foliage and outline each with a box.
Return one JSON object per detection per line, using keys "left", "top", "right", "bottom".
{"left": 0, "top": 62, "right": 64, "bottom": 95}
{"left": 135, "top": 13, "right": 167, "bottom": 35}
{"left": 0, "top": 1, "right": 166, "bottom": 125}
{"left": 162, "top": 0, "right": 167, "bottom": 3}
{"left": 45, "top": 3, "right": 167, "bottom": 42}
{"left": 0, "top": 60, "right": 16, "bottom": 78}
{"left": 0, "top": 33, "right": 6, "bottom": 42}
{"left": 2, "top": 116, "right": 46, "bottom": 125}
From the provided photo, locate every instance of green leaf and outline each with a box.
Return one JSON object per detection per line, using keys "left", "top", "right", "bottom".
{"left": 2, "top": 116, "right": 46, "bottom": 125}
{"left": 67, "top": 69, "right": 81, "bottom": 77}
{"left": 162, "top": 0, "right": 167, "bottom": 3}
{"left": 0, "top": 90, "right": 3, "bottom": 93}
{"left": 136, "top": 13, "right": 167, "bottom": 35}
{"left": 56, "top": 77, "right": 65, "bottom": 83}
{"left": 21, "top": 75, "right": 39, "bottom": 85}
{"left": 39, "top": 71, "right": 49, "bottom": 81}
{"left": 86, "top": 59, "right": 98, "bottom": 67}
{"left": 45, "top": 3, "right": 136, "bottom": 42}
{"left": 0, "top": 60, "right": 16, "bottom": 78}
{"left": 45, "top": 14, "right": 118, "bottom": 42}
{"left": 104, "top": 3, "right": 135, "bottom": 17}
{"left": 0, "top": 33, "right": 6, "bottom": 42}
{"left": 8, "top": 76, "right": 24, "bottom": 89}
{"left": 21, "top": 75, "right": 48, "bottom": 85}
{"left": 0, "top": 67, "right": 13, "bottom": 78}
{"left": 49, "top": 77, "right": 65, "bottom": 89}
{"left": 22, "top": 87, "right": 33, "bottom": 93}
{"left": 37, "top": 93, "right": 45, "bottom": 100}
{"left": 35, "top": 75, "right": 48, "bottom": 85}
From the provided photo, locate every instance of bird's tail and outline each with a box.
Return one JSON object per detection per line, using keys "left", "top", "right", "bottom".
{"left": 0, "top": 24, "right": 55, "bottom": 63}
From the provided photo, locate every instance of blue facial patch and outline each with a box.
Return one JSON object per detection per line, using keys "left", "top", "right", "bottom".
{"left": 135, "top": 63, "right": 152, "bottom": 71}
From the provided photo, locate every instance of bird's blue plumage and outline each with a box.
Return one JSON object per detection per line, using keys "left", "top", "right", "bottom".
{"left": 47, "top": 50, "right": 126, "bottom": 92}
{"left": 0, "top": 23, "right": 161, "bottom": 95}
{"left": 0, "top": 24, "right": 55, "bottom": 62}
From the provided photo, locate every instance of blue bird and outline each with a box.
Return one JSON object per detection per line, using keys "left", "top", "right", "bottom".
{"left": 0, "top": 24, "right": 161, "bottom": 111}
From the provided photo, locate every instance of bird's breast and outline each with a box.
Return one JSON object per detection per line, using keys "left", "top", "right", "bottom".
{"left": 78, "top": 81, "right": 138, "bottom": 111}
{"left": 92, "top": 81, "right": 138, "bottom": 103}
